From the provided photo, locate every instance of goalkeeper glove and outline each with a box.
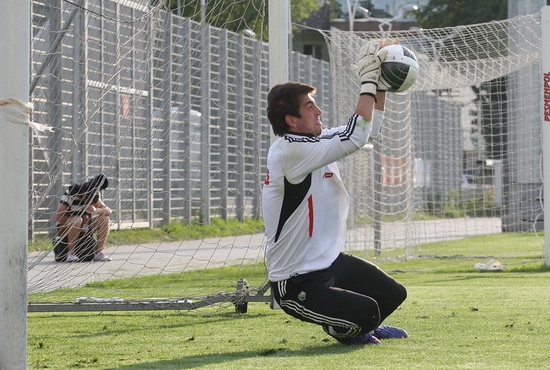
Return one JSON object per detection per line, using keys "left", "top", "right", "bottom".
{"left": 356, "top": 41, "right": 388, "bottom": 99}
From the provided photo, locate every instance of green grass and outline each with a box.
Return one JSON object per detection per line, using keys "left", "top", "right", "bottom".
{"left": 27, "top": 233, "right": 550, "bottom": 369}
{"left": 28, "top": 265, "right": 269, "bottom": 302}
{"left": 29, "top": 217, "right": 265, "bottom": 252}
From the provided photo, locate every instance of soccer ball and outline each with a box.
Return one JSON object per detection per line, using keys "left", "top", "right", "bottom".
{"left": 377, "top": 44, "right": 419, "bottom": 93}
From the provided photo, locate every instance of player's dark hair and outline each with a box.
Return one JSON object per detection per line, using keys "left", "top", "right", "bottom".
{"left": 77, "top": 174, "right": 109, "bottom": 202}
{"left": 267, "top": 82, "right": 316, "bottom": 136}
{"left": 67, "top": 183, "right": 83, "bottom": 196}
{"left": 89, "top": 173, "right": 108, "bottom": 191}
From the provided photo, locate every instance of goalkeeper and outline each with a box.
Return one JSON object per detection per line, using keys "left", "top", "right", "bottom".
{"left": 262, "top": 39, "right": 407, "bottom": 345}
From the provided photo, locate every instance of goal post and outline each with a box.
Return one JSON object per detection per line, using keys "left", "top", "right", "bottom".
{"left": 0, "top": 2, "right": 30, "bottom": 369}
{"left": 268, "top": 0, "right": 290, "bottom": 86}
{"left": 542, "top": 5, "right": 550, "bottom": 265}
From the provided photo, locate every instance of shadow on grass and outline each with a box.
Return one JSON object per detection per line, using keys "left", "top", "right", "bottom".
{"left": 107, "top": 342, "right": 362, "bottom": 370}
{"left": 44, "top": 310, "right": 274, "bottom": 340}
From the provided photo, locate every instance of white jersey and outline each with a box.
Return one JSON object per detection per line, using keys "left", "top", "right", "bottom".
{"left": 262, "top": 114, "right": 373, "bottom": 282}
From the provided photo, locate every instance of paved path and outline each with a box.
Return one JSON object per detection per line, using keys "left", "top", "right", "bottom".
{"left": 27, "top": 218, "right": 502, "bottom": 293}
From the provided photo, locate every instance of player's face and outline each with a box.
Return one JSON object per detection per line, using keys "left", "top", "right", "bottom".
{"left": 287, "top": 94, "right": 323, "bottom": 136}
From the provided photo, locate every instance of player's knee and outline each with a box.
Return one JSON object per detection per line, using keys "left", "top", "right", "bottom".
{"left": 398, "top": 283, "right": 407, "bottom": 303}
{"left": 390, "top": 283, "right": 408, "bottom": 308}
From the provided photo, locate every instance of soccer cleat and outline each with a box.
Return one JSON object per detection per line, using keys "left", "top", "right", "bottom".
{"left": 372, "top": 325, "right": 408, "bottom": 339}
{"left": 66, "top": 253, "right": 79, "bottom": 262}
{"left": 335, "top": 333, "right": 381, "bottom": 346}
{"left": 93, "top": 253, "right": 112, "bottom": 262}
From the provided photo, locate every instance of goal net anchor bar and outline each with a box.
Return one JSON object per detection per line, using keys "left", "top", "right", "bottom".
{"left": 27, "top": 279, "right": 273, "bottom": 313}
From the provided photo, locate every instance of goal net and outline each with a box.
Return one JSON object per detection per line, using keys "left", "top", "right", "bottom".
{"left": 325, "top": 13, "right": 544, "bottom": 261}
{"left": 27, "top": 0, "right": 545, "bottom": 312}
{"left": 28, "top": 0, "right": 276, "bottom": 311}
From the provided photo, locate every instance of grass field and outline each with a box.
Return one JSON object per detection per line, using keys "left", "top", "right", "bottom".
{"left": 27, "top": 233, "right": 550, "bottom": 369}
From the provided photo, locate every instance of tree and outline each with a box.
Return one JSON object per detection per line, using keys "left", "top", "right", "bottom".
{"left": 416, "top": 0, "right": 507, "bottom": 28}
{"left": 418, "top": 0, "right": 550, "bottom": 27}
{"left": 154, "top": 0, "right": 319, "bottom": 41}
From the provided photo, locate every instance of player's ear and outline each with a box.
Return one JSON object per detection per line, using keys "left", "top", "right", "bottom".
{"left": 285, "top": 114, "right": 297, "bottom": 128}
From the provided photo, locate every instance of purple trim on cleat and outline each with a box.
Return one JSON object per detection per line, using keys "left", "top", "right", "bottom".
{"left": 335, "top": 333, "right": 381, "bottom": 345}
{"left": 372, "top": 325, "right": 408, "bottom": 339}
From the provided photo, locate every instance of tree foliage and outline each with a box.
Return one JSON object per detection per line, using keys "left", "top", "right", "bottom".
{"left": 153, "top": 0, "right": 319, "bottom": 41}
{"left": 416, "top": 0, "right": 507, "bottom": 28}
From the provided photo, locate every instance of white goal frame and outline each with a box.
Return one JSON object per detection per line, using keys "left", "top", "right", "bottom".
{"left": 0, "top": 2, "right": 30, "bottom": 369}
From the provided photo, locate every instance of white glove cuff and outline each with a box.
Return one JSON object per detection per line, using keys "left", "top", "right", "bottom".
{"left": 360, "top": 83, "right": 378, "bottom": 100}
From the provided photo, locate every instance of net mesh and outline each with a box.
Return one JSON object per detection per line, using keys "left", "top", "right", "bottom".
{"left": 27, "top": 2, "right": 545, "bottom": 310}
{"left": 29, "top": 0, "right": 273, "bottom": 307}
{"left": 325, "top": 13, "right": 543, "bottom": 258}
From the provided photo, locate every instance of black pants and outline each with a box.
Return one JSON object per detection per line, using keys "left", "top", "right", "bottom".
{"left": 271, "top": 252, "right": 407, "bottom": 337}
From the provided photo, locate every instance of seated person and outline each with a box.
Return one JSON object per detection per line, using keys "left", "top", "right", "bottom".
{"left": 54, "top": 174, "right": 112, "bottom": 262}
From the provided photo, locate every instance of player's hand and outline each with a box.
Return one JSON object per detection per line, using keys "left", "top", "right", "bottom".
{"left": 96, "top": 207, "right": 111, "bottom": 216}
{"left": 356, "top": 41, "right": 382, "bottom": 98}
{"left": 356, "top": 39, "right": 392, "bottom": 98}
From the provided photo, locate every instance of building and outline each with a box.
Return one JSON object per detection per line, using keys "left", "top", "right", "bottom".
{"left": 293, "top": 0, "right": 422, "bottom": 61}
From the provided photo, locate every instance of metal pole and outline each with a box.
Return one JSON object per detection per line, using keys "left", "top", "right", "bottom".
{"left": 345, "top": 0, "right": 361, "bottom": 31}
{"left": 0, "top": 1, "right": 30, "bottom": 368}
{"left": 268, "top": 0, "right": 290, "bottom": 87}
{"left": 541, "top": 5, "right": 550, "bottom": 265}
{"left": 268, "top": 0, "right": 290, "bottom": 151}
{"left": 29, "top": 0, "right": 83, "bottom": 94}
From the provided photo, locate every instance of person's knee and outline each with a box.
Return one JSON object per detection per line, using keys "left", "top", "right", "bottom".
{"left": 64, "top": 217, "right": 82, "bottom": 233}
{"left": 362, "top": 312, "right": 381, "bottom": 333}
{"left": 98, "top": 213, "right": 109, "bottom": 224}
{"left": 355, "top": 298, "right": 382, "bottom": 333}
{"left": 398, "top": 283, "right": 407, "bottom": 303}
{"left": 388, "top": 283, "right": 407, "bottom": 311}
{"left": 68, "top": 216, "right": 83, "bottom": 227}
